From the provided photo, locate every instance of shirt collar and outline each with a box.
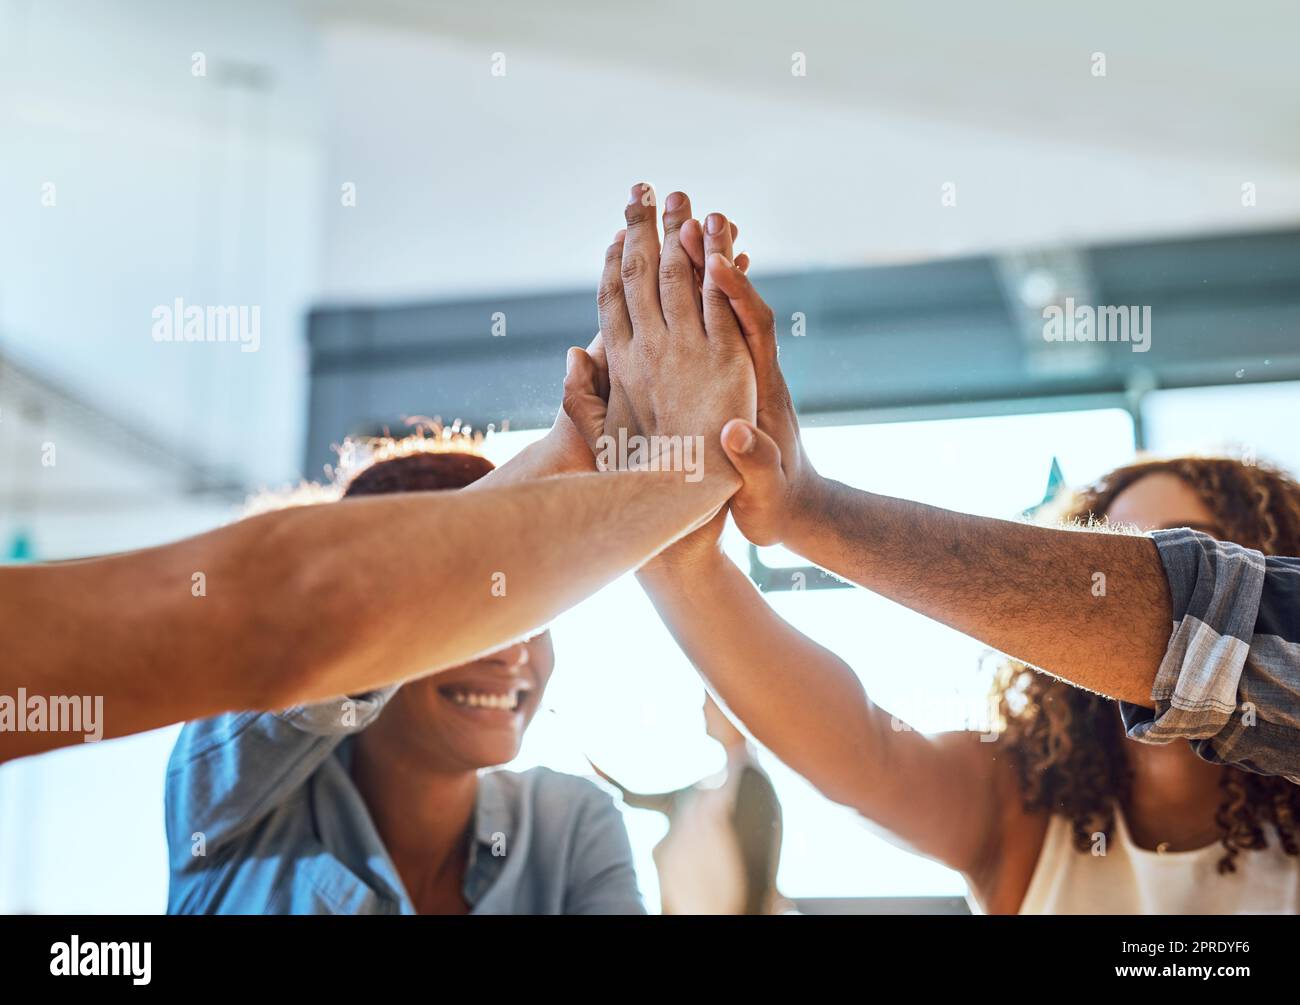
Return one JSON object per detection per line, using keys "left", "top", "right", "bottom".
{"left": 463, "top": 770, "right": 514, "bottom": 906}
{"left": 473, "top": 770, "right": 513, "bottom": 847}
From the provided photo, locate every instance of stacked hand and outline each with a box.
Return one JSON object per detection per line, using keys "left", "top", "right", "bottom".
{"left": 564, "top": 184, "right": 756, "bottom": 481}
{"left": 563, "top": 183, "right": 824, "bottom": 556}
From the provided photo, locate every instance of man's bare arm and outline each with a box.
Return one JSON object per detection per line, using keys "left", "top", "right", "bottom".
{"left": 697, "top": 252, "right": 1170, "bottom": 708}
{"left": 636, "top": 539, "right": 1011, "bottom": 874}
{"left": 773, "top": 476, "right": 1170, "bottom": 706}
{"left": 0, "top": 463, "right": 737, "bottom": 762}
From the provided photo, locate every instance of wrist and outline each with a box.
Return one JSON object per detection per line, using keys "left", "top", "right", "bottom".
{"left": 700, "top": 442, "right": 743, "bottom": 497}
{"left": 638, "top": 535, "right": 728, "bottom": 587}
{"left": 783, "top": 470, "right": 833, "bottom": 554}
{"left": 538, "top": 424, "right": 596, "bottom": 476}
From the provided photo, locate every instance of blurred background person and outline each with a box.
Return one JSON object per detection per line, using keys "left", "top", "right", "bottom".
{"left": 593, "top": 695, "right": 785, "bottom": 915}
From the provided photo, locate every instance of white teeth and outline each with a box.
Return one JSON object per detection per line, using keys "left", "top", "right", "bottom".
{"left": 449, "top": 690, "right": 522, "bottom": 711}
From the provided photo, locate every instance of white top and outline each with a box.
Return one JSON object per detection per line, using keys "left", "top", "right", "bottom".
{"left": 653, "top": 773, "right": 746, "bottom": 915}
{"left": 1011, "top": 806, "right": 1300, "bottom": 914}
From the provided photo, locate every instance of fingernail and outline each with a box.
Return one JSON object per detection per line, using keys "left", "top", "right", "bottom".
{"left": 706, "top": 213, "right": 724, "bottom": 235}
{"left": 565, "top": 348, "right": 577, "bottom": 375}
{"left": 665, "top": 191, "right": 686, "bottom": 211}
{"left": 628, "top": 184, "right": 644, "bottom": 204}
{"left": 729, "top": 423, "right": 754, "bottom": 453}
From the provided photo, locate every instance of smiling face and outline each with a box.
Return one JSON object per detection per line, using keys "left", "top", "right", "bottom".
{"left": 334, "top": 442, "right": 559, "bottom": 774}
{"left": 377, "top": 632, "right": 555, "bottom": 773}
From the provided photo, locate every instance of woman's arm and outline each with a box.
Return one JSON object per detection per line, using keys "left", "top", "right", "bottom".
{"left": 636, "top": 538, "right": 1007, "bottom": 876}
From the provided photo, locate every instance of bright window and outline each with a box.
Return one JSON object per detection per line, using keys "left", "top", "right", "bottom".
{"left": 1142, "top": 379, "right": 1300, "bottom": 474}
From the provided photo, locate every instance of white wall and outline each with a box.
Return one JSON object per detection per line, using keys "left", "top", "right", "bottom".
{"left": 0, "top": 0, "right": 324, "bottom": 494}
{"left": 313, "top": 10, "right": 1300, "bottom": 303}
{"left": 0, "top": 0, "right": 327, "bottom": 914}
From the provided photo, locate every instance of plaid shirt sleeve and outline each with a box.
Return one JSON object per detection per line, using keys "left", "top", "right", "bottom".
{"left": 1118, "top": 528, "right": 1300, "bottom": 784}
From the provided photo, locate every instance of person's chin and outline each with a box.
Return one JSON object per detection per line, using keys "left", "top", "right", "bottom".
{"left": 447, "top": 734, "right": 523, "bottom": 771}
{"left": 427, "top": 682, "right": 539, "bottom": 765}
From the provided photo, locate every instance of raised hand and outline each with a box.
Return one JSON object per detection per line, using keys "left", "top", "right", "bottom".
{"left": 696, "top": 252, "right": 824, "bottom": 548}
{"left": 564, "top": 184, "right": 756, "bottom": 484}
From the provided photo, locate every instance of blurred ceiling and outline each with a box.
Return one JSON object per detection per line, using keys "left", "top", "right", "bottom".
{"left": 313, "top": 0, "right": 1300, "bottom": 167}
{"left": 302, "top": 0, "right": 1300, "bottom": 301}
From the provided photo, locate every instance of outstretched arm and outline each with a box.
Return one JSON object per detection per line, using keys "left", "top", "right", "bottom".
{"left": 3, "top": 181, "right": 770, "bottom": 766}
{"left": 699, "top": 254, "right": 1171, "bottom": 708}
{"left": 675, "top": 221, "right": 1299, "bottom": 783}
{"left": 774, "top": 477, "right": 1169, "bottom": 707}
{"left": 636, "top": 529, "right": 1008, "bottom": 876}
{"left": 0, "top": 463, "right": 736, "bottom": 763}
{"left": 0, "top": 226, "right": 760, "bottom": 770}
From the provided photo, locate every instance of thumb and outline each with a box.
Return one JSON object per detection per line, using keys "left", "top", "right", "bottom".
{"left": 585, "top": 332, "right": 610, "bottom": 398}
{"left": 562, "top": 347, "right": 607, "bottom": 452}
{"left": 720, "top": 418, "right": 783, "bottom": 493}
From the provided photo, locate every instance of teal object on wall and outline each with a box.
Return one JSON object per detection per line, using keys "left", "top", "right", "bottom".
{"left": 7, "top": 529, "right": 34, "bottom": 563}
{"left": 1020, "top": 457, "right": 1066, "bottom": 519}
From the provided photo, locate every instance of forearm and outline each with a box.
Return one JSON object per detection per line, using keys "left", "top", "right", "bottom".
{"left": 1, "top": 466, "right": 736, "bottom": 761}
{"left": 638, "top": 549, "right": 1002, "bottom": 869}
{"left": 637, "top": 551, "right": 888, "bottom": 810}
{"left": 784, "top": 476, "right": 1171, "bottom": 706}
{"left": 469, "top": 417, "right": 596, "bottom": 490}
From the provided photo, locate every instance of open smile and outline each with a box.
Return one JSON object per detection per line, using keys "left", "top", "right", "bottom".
{"left": 436, "top": 682, "right": 532, "bottom": 715}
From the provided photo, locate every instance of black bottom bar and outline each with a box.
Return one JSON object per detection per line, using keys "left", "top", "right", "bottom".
{"left": 1, "top": 914, "right": 1280, "bottom": 990}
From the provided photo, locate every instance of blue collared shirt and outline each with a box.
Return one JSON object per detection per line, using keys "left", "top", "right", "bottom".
{"left": 1120, "top": 528, "right": 1300, "bottom": 783}
{"left": 164, "top": 691, "right": 645, "bottom": 914}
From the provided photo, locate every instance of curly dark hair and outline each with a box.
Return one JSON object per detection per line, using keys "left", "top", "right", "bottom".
{"left": 991, "top": 456, "right": 1300, "bottom": 874}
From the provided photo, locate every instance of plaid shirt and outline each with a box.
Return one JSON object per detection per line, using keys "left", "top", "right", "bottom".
{"left": 1120, "top": 528, "right": 1300, "bottom": 784}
